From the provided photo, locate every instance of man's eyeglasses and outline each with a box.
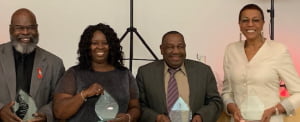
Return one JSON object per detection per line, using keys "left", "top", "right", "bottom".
{"left": 10, "top": 24, "right": 38, "bottom": 31}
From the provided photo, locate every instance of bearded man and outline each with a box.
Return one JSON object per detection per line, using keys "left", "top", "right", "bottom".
{"left": 0, "top": 8, "right": 65, "bottom": 122}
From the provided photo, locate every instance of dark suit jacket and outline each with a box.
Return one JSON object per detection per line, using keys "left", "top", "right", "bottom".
{"left": 0, "top": 42, "right": 65, "bottom": 122}
{"left": 136, "top": 59, "right": 223, "bottom": 122}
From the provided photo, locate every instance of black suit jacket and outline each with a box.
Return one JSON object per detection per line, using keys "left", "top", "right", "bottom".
{"left": 136, "top": 59, "right": 223, "bottom": 122}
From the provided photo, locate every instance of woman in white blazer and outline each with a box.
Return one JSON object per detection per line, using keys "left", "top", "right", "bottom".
{"left": 222, "top": 4, "right": 300, "bottom": 122}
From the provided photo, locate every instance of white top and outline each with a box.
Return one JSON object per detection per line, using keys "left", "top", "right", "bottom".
{"left": 222, "top": 40, "right": 300, "bottom": 122}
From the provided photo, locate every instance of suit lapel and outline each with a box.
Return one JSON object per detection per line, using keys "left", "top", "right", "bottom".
{"left": 147, "top": 61, "right": 168, "bottom": 112}
{"left": 156, "top": 61, "right": 167, "bottom": 111}
{"left": 184, "top": 60, "right": 195, "bottom": 109}
{"left": 30, "top": 47, "right": 47, "bottom": 97}
{"left": 0, "top": 43, "right": 17, "bottom": 100}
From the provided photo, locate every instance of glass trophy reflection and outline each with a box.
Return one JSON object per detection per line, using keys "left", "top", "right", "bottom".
{"left": 169, "top": 97, "right": 191, "bottom": 122}
{"left": 13, "top": 89, "right": 37, "bottom": 121}
{"left": 95, "top": 90, "right": 119, "bottom": 122}
{"left": 240, "top": 90, "right": 264, "bottom": 121}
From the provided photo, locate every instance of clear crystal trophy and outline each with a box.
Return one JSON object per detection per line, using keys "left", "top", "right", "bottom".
{"left": 169, "top": 97, "right": 191, "bottom": 122}
{"left": 95, "top": 90, "right": 119, "bottom": 122}
{"left": 240, "top": 90, "right": 264, "bottom": 121}
{"left": 13, "top": 89, "right": 37, "bottom": 121}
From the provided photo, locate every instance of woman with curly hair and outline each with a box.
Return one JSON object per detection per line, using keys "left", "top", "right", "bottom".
{"left": 53, "top": 23, "right": 140, "bottom": 122}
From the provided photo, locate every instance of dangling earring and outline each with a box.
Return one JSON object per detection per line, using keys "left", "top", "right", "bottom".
{"left": 261, "top": 31, "right": 264, "bottom": 38}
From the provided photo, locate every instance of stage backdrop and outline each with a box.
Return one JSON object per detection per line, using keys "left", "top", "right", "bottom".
{"left": 1, "top": 0, "right": 299, "bottom": 90}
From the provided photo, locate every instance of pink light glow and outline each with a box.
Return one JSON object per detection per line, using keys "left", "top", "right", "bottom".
{"left": 280, "top": 81, "right": 289, "bottom": 97}
{"left": 280, "top": 86, "right": 289, "bottom": 97}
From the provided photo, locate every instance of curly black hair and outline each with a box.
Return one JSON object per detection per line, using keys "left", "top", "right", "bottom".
{"left": 77, "top": 23, "right": 124, "bottom": 70}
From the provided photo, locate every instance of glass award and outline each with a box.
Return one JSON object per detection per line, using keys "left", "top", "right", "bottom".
{"left": 13, "top": 89, "right": 37, "bottom": 121}
{"left": 169, "top": 97, "right": 191, "bottom": 122}
{"left": 240, "top": 90, "right": 264, "bottom": 121}
{"left": 95, "top": 90, "right": 119, "bottom": 122}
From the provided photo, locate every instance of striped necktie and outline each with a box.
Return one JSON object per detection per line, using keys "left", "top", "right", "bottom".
{"left": 167, "top": 68, "right": 179, "bottom": 112}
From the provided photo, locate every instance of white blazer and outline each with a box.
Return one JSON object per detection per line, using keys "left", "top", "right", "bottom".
{"left": 222, "top": 40, "right": 300, "bottom": 122}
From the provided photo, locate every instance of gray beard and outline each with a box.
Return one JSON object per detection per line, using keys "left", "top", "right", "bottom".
{"left": 11, "top": 36, "right": 39, "bottom": 54}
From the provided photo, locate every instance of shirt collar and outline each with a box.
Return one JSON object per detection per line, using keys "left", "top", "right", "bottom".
{"left": 164, "top": 62, "right": 187, "bottom": 76}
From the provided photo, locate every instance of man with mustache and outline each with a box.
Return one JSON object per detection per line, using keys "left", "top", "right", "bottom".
{"left": 136, "top": 31, "right": 223, "bottom": 122}
{"left": 0, "top": 8, "right": 65, "bottom": 122}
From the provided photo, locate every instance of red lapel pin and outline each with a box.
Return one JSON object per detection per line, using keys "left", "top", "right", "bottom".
{"left": 37, "top": 68, "right": 43, "bottom": 79}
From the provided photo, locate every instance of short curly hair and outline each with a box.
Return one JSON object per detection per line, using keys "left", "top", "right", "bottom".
{"left": 77, "top": 23, "right": 124, "bottom": 70}
{"left": 239, "top": 4, "right": 265, "bottom": 23}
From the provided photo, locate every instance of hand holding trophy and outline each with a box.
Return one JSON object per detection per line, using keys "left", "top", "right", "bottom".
{"left": 169, "top": 97, "right": 191, "bottom": 122}
{"left": 13, "top": 90, "right": 38, "bottom": 121}
{"left": 95, "top": 90, "right": 119, "bottom": 122}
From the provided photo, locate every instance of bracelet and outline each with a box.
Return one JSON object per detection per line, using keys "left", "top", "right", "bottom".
{"left": 275, "top": 107, "right": 279, "bottom": 115}
{"left": 80, "top": 90, "right": 87, "bottom": 102}
{"left": 126, "top": 113, "right": 131, "bottom": 122}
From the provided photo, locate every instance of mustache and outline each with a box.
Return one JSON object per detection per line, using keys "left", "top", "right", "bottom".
{"left": 10, "top": 35, "right": 39, "bottom": 54}
{"left": 10, "top": 34, "right": 39, "bottom": 45}
{"left": 17, "top": 35, "right": 34, "bottom": 40}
